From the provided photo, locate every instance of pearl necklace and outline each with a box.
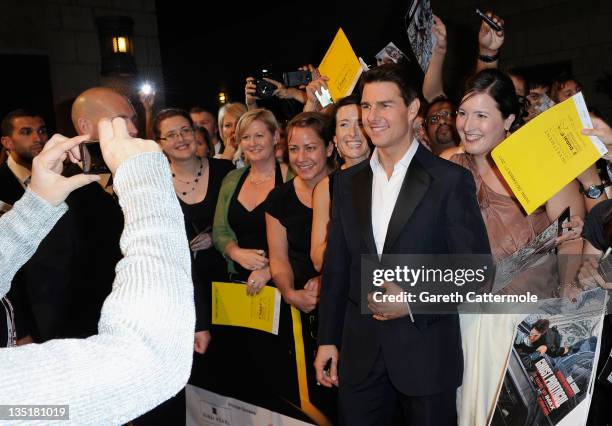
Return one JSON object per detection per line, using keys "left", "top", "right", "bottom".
{"left": 172, "top": 157, "right": 204, "bottom": 196}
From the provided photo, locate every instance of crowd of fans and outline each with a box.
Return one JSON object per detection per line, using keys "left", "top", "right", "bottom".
{"left": 1, "top": 9, "right": 611, "bottom": 426}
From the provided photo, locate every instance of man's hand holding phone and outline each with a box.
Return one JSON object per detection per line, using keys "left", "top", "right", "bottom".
{"left": 29, "top": 134, "right": 101, "bottom": 206}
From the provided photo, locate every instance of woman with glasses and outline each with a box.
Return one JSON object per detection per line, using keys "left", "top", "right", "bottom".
{"left": 153, "top": 108, "right": 234, "bottom": 356}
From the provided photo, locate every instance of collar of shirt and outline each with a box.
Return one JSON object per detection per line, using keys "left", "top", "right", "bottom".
{"left": 370, "top": 139, "right": 419, "bottom": 256}
{"left": 214, "top": 141, "right": 223, "bottom": 155}
{"left": 369, "top": 139, "right": 418, "bottom": 179}
{"left": 7, "top": 155, "right": 31, "bottom": 189}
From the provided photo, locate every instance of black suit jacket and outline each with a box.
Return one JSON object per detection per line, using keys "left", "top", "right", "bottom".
{"left": 0, "top": 161, "right": 77, "bottom": 340}
{"left": 0, "top": 161, "right": 122, "bottom": 341}
{"left": 0, "top": 161, "right": 24, "bottom": 205}
{"left": 318, "top": 144, "right": 491, "bottom": 396}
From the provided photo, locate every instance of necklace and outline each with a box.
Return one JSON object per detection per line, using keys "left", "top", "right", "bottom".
{"left": 249, "top": 172, "right": 274, "bottom": 186}
{"left": 172, "top": 157, "right": 204, "bottom": 196}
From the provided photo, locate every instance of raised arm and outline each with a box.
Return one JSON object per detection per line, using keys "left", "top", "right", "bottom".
{"left": 0, "top": 118, "right": 195, "bottom": 424}
{"left": 475, "top": 11, "right": 504, "bottom": 72}
{"left": 422, "top": 15, "right": 448, "bottom": 102}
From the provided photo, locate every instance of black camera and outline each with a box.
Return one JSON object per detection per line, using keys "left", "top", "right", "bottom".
{"left": 255, "top": 79, "right": 277, "bottom": 99}
{"left": 283, "top": 70, "right": 312, "bottom": 87}
{"left": 254, "top": 68, "right": 277, "bottom": 99}
{"left": 80, "top": 140, "right": 110, "bottom": 174}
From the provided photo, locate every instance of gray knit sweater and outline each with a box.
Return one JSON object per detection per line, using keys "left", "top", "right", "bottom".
{"left": 0, "top": 152, "right": 195, "bottom": 425}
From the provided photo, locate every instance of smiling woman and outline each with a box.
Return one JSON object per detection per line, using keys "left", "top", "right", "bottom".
{"left": 450, "top": 69, "right": 586, "bottom": 425}
{"left": 152, "top": 108, "right": 234, "bottom": 355}
{"left": 265, "top": 112, "right": 337, "bottom": 422}
{"left": 210, "top": 108, "right": 295, "bottom": 414}
{"left": 311, "top": 94, "right": 371, "bottom": 272}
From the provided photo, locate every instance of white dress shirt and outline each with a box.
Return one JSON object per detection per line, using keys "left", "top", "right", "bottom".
{"left": 214, "top": 141, "right": 223, "bottom": 155}
{"left": 370, "top": 139, "right": 419, "bottom": 256}
{"left": 7, "top": 155, "right": 31, "bottom": 189}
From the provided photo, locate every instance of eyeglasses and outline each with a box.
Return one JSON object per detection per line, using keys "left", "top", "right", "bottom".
{"left": 159, "top": 127, "right": 195, "bottom": 142}
{"left": 426, "top": 110, "right": 456, "bottom": 125}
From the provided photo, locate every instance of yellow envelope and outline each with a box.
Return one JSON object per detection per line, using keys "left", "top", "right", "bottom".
{"left": 212, "top": 282, "right": 281, "bottom": 334}
{"left": 492, "top": 92, "right": 607, "bottom": 214}
{"left": 318, "top": 28, "right": 363, "bottom": 103}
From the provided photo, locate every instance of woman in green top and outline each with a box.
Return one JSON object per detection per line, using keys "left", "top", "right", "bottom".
{"left": 212, "top": 109, "right": 300, "bottom": 416}
{"left": 213, "top": 108, "right": 291, "bottom": 291}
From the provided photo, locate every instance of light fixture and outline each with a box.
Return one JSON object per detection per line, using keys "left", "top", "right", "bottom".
{"left": 112, "top": 36, "right": 129, "bottom": 53}
{"left": 218, "top": 92, "right": 227, "bottom": 105}
{"left": 96, "top": 16, "right": 137, "bottom": 76}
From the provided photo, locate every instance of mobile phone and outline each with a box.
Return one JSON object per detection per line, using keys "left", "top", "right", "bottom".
{"left": 283, "top": 71, "right": 312, "bottom": 88}
{"left": 475, "top": 8, "right": 503, "bottom": 32}
{"left": 79, "top": 140, "right": 110, "bottom": 174}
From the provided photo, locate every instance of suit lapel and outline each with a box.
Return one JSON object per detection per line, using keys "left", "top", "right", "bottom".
{"left": 351, "top": 164, "right": 377, "bottom": 255}
{"left": 0, "top": 162, "right": 25, "bottom": 205}
{"left": 382, "top": 153, "right": 431, "bottom": 253}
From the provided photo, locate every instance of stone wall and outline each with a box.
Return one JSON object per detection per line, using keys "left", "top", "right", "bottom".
{"left": 0, "top": 0, "right": 163, "bottom": 133}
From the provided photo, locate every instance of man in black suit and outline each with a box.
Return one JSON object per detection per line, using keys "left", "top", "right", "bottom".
{"left": 67, "top": 87, "right": 136, "bottom": 337}
{"left": 314, "top": 64, "right": 491, "bottom": 425}
{"left": 0, "top": 109, "right": 48, "bottom": 203}
{"left": 1, "top": 109, "right": 90, "bottom": 344}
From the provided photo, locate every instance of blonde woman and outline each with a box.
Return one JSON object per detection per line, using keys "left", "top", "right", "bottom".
{"left": 216, "top": 102, "right": 247, "bottom": 167}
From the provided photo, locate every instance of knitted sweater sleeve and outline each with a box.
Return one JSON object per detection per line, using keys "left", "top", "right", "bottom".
{"left": 0, "top": 190, "right": 67, "bottom": 300}
{"left": 0, "top": 152, "right": 195, "bottom": 425}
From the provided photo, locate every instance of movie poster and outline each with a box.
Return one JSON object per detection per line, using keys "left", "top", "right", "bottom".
{"left": 491, "top": 289, "right": 607, "bottom": 426}
{"left": 405, "top": 0, "right": 436, "bottom": 72}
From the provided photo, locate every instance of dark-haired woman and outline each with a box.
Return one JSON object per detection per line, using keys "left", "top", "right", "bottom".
{"left": 311, "top": 94, "right": 371, "bottom": 272}
{"left": 154, "top": 109, "right": 234, "bottom": 350}
{"left": 450, "top": 69, "right": 585, "bottom": 296}
{"left": 266, "top": 112, "right": 336, "bottom": 424}
{"left": 451, "top": 69, "right": 586, "bottom": 424}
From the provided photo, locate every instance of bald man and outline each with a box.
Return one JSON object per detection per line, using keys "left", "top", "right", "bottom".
{"left": 72, "top": 87, "right": 138, "bottom": 139}
{"left": 71, "top": 88, "right": 138, "bottom": 192}
{"left": 59, "top": 87, "right": 126, "bottom": 337}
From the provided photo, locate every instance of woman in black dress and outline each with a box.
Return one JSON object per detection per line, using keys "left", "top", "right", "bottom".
{"left": 266, "top": 112, "right": 336, "bottom": 424}
{"left": 212, "top": 108, "right": 299, "bottom": 414}
{"left": 153, "top": 109, "right": 234, "bottom": 352}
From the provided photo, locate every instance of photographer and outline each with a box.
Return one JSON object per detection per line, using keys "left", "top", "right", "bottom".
{"left": 244, "top": 66, "right": 314, "bottom": 121}
{"left": 0, "top": 117, "right": 194, "bottom": 424}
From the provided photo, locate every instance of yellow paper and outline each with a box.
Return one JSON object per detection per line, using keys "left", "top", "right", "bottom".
{"left": 212, "top": 282, "right": 281, "bottom": 334}
{"left": 318, "top": 28, "right": 363, "bottom": 103}
{"left": 492, "top": 92, "right": 607, "bottom": 214}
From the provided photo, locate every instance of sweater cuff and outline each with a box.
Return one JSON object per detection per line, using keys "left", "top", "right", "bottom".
{"left": 112, "top": 152, "right": 171, "bottom": 198}
{"left": 16, "top": 189, "right": 69, "bottom": 238}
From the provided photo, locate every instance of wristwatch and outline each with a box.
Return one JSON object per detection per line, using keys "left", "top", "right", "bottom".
{"left": 579, "top": 182, "right": 607, "bottom": 199}
{"left": 477, "top": 51, "right": 500, "bottom": 63}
